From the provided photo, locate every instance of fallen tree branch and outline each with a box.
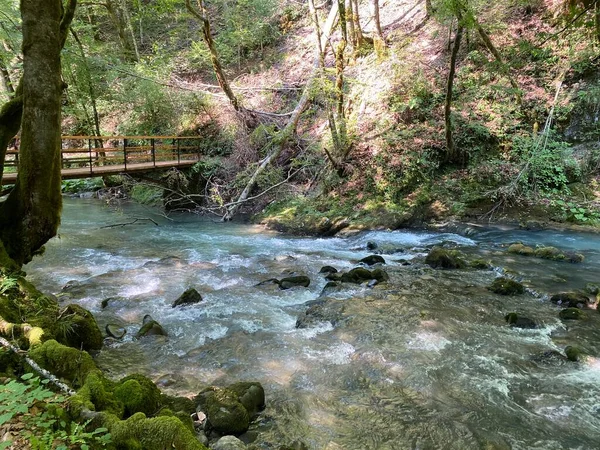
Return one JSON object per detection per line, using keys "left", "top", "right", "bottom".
{"left": 0, "top": 337, "right": 75, "bottom": 396}
{"left": 101, "top": 217, "right": 159, "bottom": 228}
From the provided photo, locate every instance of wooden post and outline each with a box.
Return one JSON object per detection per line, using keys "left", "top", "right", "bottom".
{"left": 151, "top": 138, "right": 156, "bottom": 166}
{"left": 88, "top": 138, "right": 93, "bottom": 174}
{"left": 123, "top": 138, "right": 128, "bottom": 169}
{"left": 177, "top": 138, "right": 180, "bottom": 165}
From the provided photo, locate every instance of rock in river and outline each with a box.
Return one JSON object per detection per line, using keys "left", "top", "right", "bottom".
{"left": 172, "top": 287, "right": 203, "bottom": 307}
{"left": 489, "top": 277, "right": 525, "bottom": 295}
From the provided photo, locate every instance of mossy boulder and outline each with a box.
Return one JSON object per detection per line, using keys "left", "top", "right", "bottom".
{"left": 559, "top": 308, "right": 587, "bottom": 321}
{"left": 196, "top": 387, "right": 250, "bottom": 435}
{"left": 172, "top": 288, "right": 203, "bottom": 308}
{"left": 506, "top": 243, "right": 535, "bottom": 257}
{"left": 136, "top": 316, "right": 168, "bottom": 338}
{"left": 489, "top": 278, "right": 525, "bottom": 295}
{"left": 371, "top": 268, "right": 390, "bottom": 283}
{"left": 160, "top": 394, "right": 196, "bottom": 415}
{"left": 319, "top": 266, "right": 338, "bottom": 274}
{"left": 425, "top": 247, "right": 466, "bottom": 269}
{"left": 534, "top": 247, "right": 584, "bottom": 263}
{"left": 340, "top": 267, "right": 373, "bottom": 283}
{"left": 227, "top": 381, "right": 265, "bottom": 417}
{"left": 550, "top": 292, "right": 593, "bottom": 309}
{"left": 505, "top": 313, "right": 537, "bottom": 329}
{"left": 115, "top": 374, "right": 162, "bottom": 417}
{"left": 470, "top": 259, "right": 491, "bottom": 270}
{"left": 28, "top": 340, "right": 96, "bottom": 388}
{"left": 565, "top": 346, "right": 587, "bottom": 362}
{"left": 359, "top": 255, "right": 386, "bottom": 266}
{"left": 105, "top": 412, "right": 208, "bottom": 450}
{"left": 279, "top": 276, "right": 310, "bottom": 290}
{"left": 56, "top": 304, "right": 103, "bottom": 351}
{"left": 585, "top": 283, "right": 600, "bottom": 295}
{"left": 106, "top": 324, "right": 127, "bottom": 339}
{"left": 69, "top": 370, "right": 123, "bottom": 418}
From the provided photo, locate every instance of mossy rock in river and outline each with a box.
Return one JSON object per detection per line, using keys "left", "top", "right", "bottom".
{"left": 505, "top": 313, "right": 537, "bottom": 329}
{"left": 172, "top": 288, "right": 203, "bottom": 308}
{"left": 534, "top": 246, "right": 584, "bottom": 263}
{"left": 195, "top": 387, "right": 250, "bottom": 435}
{"left": 340, "top": 267, "right": 373, "bottom": 283}
{"left": 105, "top": 412, "right": 208, "bottom": 450}
{"left": 115, "top": 373, "right": 162, "bottom": 418}
{"left": 489, "top": 278, "right": 525, "bottom": 295}
{"left": 227, "top": 381, "right": 265, "bottom": 416}
{"left": 136, "top": 316, "right": 168, "bottom": 338}
{"left": 425, "top": 247, "right": 466, "bottom": 269}
{"left": 28, "top": 340, "right": 96, "bottom": 388}
{"left": 506, "top": 243, "right": 535, "bottom": 257}
{"left": 550, "top": 292, "right": 593, "bottom": 309}
{"left": 565, "top": 346, "right": 587, "bottom": 362}
{"left": 69, "top": 370, "right": 124, "bottom": 418}
{"left": 279, "top": 276, "right": 310, "bottom": 290}
{"left": 56, "top": 304, "right": 103, "bottom": 351}
{"left": 359, "top": 255, "right": 386, "bottom": 266}
{"left": 559, "top": 308, "right": 587, "bottom": 321}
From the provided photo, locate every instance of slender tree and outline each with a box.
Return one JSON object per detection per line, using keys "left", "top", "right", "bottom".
{"left": 444, "top": 18, "right": 463, "bottom": 163}
{"left": 0, "top": 0, "right": 77, "bottom": 268}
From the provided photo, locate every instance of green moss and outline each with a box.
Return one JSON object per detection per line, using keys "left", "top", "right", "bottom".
{"left": 105, "top": 412, "right": 208, "bottom": 450}
{"left": 425, "top": 247, "right": 466, "bottom": 269}
{"left": 115, "top": 374, "right": 161, "bottom": 417}
{"left": 55, "top": 304, "right": 103, "bottom": 351}
{"left": 70, "top": 371, "right": 124, "bottom": 418}
{"left": 470, "top": 259, "right": 491, "bottom": 269}
{"left": 227, "top": 382, "right": 265, "bottom": 416}
{"left": 28, "top": 340, "right": 96, "bottom": 388}
{"left": 506, "top": 243, "right": 535, "bottom": 256}
{"left": 559, "top": 308, "right": 587, "bottom": 320}
{"left": 196, "top": 387, "right": 250, "bottom": 435}
{"left": 488, "top": 278, "right": 525, "bottom": 295}
{"left": 534, "top": 246, "right": 566, "bottom": 261}
{"left": 160, "top": 394, "right": 196, "bottom": 415}
{"left": 565, "top": 346, "right": 587, "bottom": 362}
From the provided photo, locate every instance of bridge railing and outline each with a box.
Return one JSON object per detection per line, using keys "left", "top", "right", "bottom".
{"left": 5, "top": 135, "right": 204, "bottom": 175}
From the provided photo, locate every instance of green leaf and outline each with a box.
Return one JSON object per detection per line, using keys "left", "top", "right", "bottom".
{"left": 21, "top": 373, "right": 34, "bottom": 381}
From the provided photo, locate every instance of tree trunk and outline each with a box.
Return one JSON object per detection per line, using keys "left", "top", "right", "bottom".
{"left": 0, "top": 0, "right": 76, "bottom": 268}
{"left": 345, "top": 0, "right": 357, "bottom": 50}
{"left": 0, "top": 56, "right": 14, "bottom": 96}
{"left": 444, "top": 23, "right": 463, "bottom": 164}
{"left": 473, "top": 19, "right": 521, "bottom": 103}
{"left": 105, "top": 0, "right": 139, "bottom": 62}
{"left": 371, "top": 0, "right": 386, "bottom": 58}
{"left": 426, "top": 0, "right": 434, "bottom": 17}
{"left": 223, "top": 1, "right": 340, "bottom": 220}
{"left": 70, "top": 28, "right": 103, "bottom": 150}
{"left": 351, "top": 0, "right": 364, "bottom": 48}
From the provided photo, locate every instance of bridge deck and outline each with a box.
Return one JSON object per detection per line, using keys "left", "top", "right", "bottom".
{"left": 2, "top": 159, "right": 199, "bottom": 185}
{"left": 2, "top": 135, "right": 204, "bottom": 185}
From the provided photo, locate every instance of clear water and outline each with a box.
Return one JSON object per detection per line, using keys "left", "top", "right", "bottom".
{"left": 26, "top": 198, "right": 600, "bottom": 449}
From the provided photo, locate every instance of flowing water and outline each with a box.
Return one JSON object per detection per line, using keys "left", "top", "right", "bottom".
{"left": 26, "top": 198, "right": 600, "bottom": 450}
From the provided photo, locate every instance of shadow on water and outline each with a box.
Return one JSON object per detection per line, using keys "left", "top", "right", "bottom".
{"left": 26, "top": 198, "right": 600, "bottom": 449}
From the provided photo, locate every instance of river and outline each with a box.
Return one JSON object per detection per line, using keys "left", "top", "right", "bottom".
{"left": 26, "top": 198, "right": 600, "bottom": 450}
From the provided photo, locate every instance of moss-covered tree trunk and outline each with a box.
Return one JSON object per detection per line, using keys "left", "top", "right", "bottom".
{"left": 0, "top": 56, "right": 14, "bottom": 96}
{"left": 0, "top": 0, "right": 76, "bottom": 267}
{"left": 444, "top": 23, "right": 463, "bottom": 164}
{"left": 105, "top": 0, "right": 139, "bottom": 62}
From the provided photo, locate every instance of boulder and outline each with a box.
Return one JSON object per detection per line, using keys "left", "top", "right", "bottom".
{"left": 559, "top": 308, "right": 587, "bottom": 320}
{"left": 425, "top": 247, "right": 466, "bottom": 269}
{"left": 489, "top": 278, "right": 525, "bottom": 295}
{"left": 470, "top": 259, "right": 491, "bottom": 270}
{"left": 213, "top": 436, "right": 246, "bottom": 450}
{"left": 505, "top": 313, "right": 537, "bottom": 329}
{"left": 136, "top": 316, "right": 167, "bottom": 338}
{"left": 359, "top": 255, "right": 386, "bottom": 266}
{"left": 106, "top": 324, "right": 127, "bottom": 339}
{"left": 114, "top": 373, "right": 162, "bottom": 417}
{"left": 172, "top": 288, "right": 203, "bottom": 308}
{"left": 196, "top": 387, "right": 250, "bottom": 435}
{"left": 506, "top": 243, "right": 535, "bottom": 256}
{"left": 57, "top": 304, "right": 103, "bottom": 351}
{"left": 279, "top": 276, "right": 310, "bottom": 290}
{"left": 371, "top": 268, "right": 390, "bottom": 282}
{"left": 565, "top": 346, "right": 586, "bottom": 362}
{"left": 366, "top": 241, "right": 378, "bottom": 250}
{"left": 340, "top": 268, "right": 373, "bottom": 283}
{"left": 319, "top": 266, "right": 338, "bottom": 274}
{"left": 550, "top": 292, "right": 593, "bottom": 309}
{"left": 585, "top": 283, "right": 600, "bottom": 295}
{"left": 227, "top": 382, "right": 265, "bottom": 416}
{"left": 320, "top": 281, "right": 343, "bottom": 297}
{"left": 534, "top": 246, "right": 584, "bottom": 263}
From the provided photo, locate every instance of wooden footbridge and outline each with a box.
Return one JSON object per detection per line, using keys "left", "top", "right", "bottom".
{"left": 2, "top": 135, "right": 204, "bottom": 185}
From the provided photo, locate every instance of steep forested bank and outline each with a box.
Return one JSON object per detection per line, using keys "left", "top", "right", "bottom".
{"left": 2, "top": 0, "right": 599, "bottom": 233}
